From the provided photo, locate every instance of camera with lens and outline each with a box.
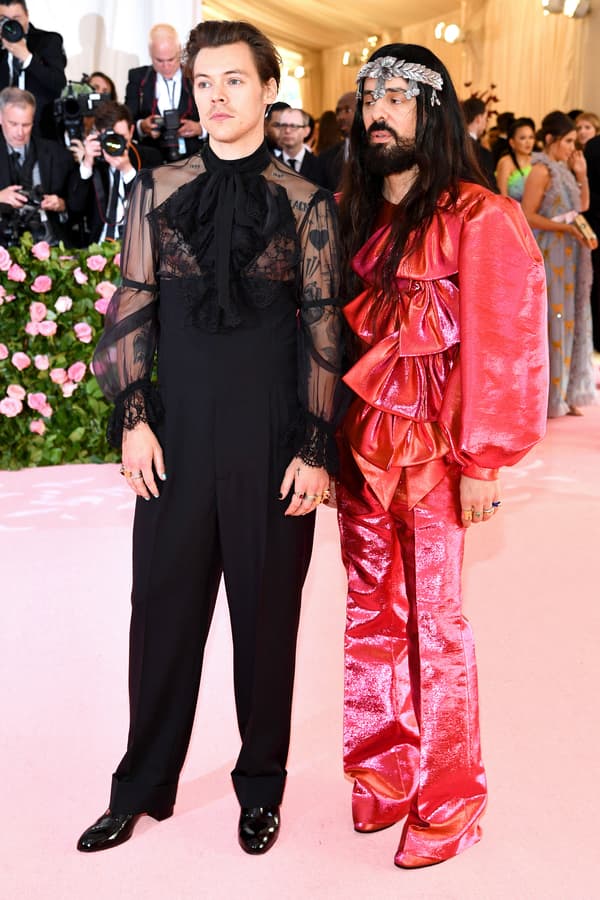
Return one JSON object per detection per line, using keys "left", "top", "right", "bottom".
{"left": 153, "top": 108, "right": 181, "bottom": 161}
{"left": 99, "top": 129, "right": 128, "bottom": 157}
{"left": 0, "top": 16, "right": 24, "bottom": 43}
{"left": 0, "top": 185, "right": 51, "bottom": 246}
{"left": 53, "top": 79, "right": 109, "bottom": 144}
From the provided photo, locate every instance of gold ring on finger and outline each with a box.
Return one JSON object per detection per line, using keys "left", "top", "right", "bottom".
{"left": 483, "top": 506, "right": 494, "bottom": 514}
{"left": 131, "top": 473, "right": 144, "bottom": 480}
{"left": 462, "top": 509, "right": 473, "bottom": 520}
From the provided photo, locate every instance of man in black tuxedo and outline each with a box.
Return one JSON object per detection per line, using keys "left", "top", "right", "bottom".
{"left": 584, "top": 132, "right": 600, "bottom": 350}
{"left": 462, "top": 96, "right": 497, "bottom": 192}
{"left": 319, "top": 90, "right": 356, "bottom": 192}
{"left": 0, "top": 0, "right": 66, "bottom": 139}
{"left": 68, "top": 101, "right": 162, "bottom": 246}
{"left": 124, "top": 23, "right": 203, "bottom": 162}
{"left": 278, "top": 107, "right": 326, "bottom": 186}
{"left": 0, "top": 86, "right": 75, "bottom": 244}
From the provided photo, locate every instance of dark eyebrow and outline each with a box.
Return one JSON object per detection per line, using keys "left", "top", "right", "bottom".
{"left": 194, "top": 68, "right": 248, "bottom": 78}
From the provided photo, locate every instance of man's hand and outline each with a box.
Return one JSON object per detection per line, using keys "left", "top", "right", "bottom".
{"left": 121, "top": 422, "right": 166, "bottom": 501}
{"left": 177, "top": 118, "right": 202, "bottom": 139}
{"left": 81, "top": 132, "right": 102, "bottom": 169}
{"left": 2, "top": 36, "right": 29, "bottom": 62}
{"left": 40, "top": 194, "right": 65, "bottom": 213}
{"left": 459, "top": 474, "right": 501, "bottom": 527}
{"left": 279, "top": 457, "right": 330, "bottom": 516}
{"left": 0, "top": 184, "right": 27, "bottom": 207}
{"left": 140, "top": 115, "right": 161, "bottom": 139}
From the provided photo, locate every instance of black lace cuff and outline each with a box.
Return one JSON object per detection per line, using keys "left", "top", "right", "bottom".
{"left": 287, "top": 409, "right": 339, "bottom": 475}
{"left": 106, "top": 379, "right": 164, "bottom": 449}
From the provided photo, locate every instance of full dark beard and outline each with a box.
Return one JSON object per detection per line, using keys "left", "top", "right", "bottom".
{"left": 364, "top": 126, "right": 417, "bottom": 176}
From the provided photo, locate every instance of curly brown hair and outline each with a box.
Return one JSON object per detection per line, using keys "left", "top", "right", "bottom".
{"left": 183, "top": 20, "right": 281, "bottom": 88}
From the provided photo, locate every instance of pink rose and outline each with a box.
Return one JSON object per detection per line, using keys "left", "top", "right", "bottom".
{"left": 0, "top": 285, "right": 5, "bottom": 297}
{"left": 68, "top": 361, "right": 87, "bottom": 382}
{"left": 0, "top": 397, "right": 22, "bottom": 417}
{"left": 94, "top": 297, "right": 110, "bottom": 315}
{"left": 95, "top": 280, "right": 117, "bottom": 299}
{"left": 50, "top": 368, "right": 67, "bottom": 384}
{"left": 25, "top": 321, "right": 40, "bottom": 336}
{"left": 40, "top": 401, "right": 53, "bottom": 418}
{"left": 38, "top": 320, "right": 58, "bottom": 337}
{"left": 87, "top": 254, "right": 107, "bottom": 272}
{"left": 31, "top": 275, "right": 53, "bottom": 293}
{"left": 5, "top": 294, "right": 15, "bottom": 302}
{"left": 0, "top": 245, "right": 11, "bottom": 271}
{"left": 31, "top": 241, "right": 51, "bottom": 261}
{"left": 27, "top": 392, "right": 47, "bottom": 412}
{"left": 55, "top": 295, "right": 73, "bottom": 313}
{"left": 114, "top": 253, "right": 121, "bottom": 268}
{"left": 7, "top": 262, "right": 26, "bottom": 282}
{"left": 11, "top": 351, "right": 30, "bottom": 370}
{"left": 29, "top": 418, "right": 46, "bottom": 435}
{"left": 34, "top": 354, "right": 50, "bottom": 370}
{"left": 61, "top": 381, "right": 78, "bottom": 398}
{"left": 7, "top": 384, "right": 26, "bottom": 400}
{"left": 0, "top": 343, "right": 8, "bottom": 360}
{"left": 74, "top": 322, "right": 93, "bottom": 343}
{"left": 74, "top": 266, "right": 88, "bottom": 284}
{"left": 29, "top": 301, "right": 48, "bottom": 322}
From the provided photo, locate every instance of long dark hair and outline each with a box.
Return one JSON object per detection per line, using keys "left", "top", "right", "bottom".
{"left": 338, "top": 43, "right": 487, "bottom": 302}
{"left": 506, "top": 116, "right": 535, "bottom": 174}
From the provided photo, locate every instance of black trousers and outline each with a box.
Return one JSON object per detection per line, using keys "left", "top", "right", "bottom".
{"left": 109, "top": 299, "right": 315, "bottom": 818}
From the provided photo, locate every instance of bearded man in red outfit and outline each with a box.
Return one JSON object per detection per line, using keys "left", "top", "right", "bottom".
{"left": 336, "top": 44, "right": 548, "bottom": 869}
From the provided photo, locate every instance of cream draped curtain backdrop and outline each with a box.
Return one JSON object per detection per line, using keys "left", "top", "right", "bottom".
{"left": 31, "top": 1, "right": 596, "bottom": 129}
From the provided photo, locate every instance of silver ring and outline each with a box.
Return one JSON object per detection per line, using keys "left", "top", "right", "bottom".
{"left": 483, "top": 507, "right": 494, "bottom": 514}
{"left": 131, "top": 473, "right": 143, "bottom": 480}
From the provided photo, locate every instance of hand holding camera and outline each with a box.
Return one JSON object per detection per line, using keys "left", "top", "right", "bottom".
{"left": 0, "top": 184, "right": 28, "bottom": 208}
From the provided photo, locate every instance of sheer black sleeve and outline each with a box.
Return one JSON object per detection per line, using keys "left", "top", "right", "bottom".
{"left": 294, "top": 189, "right": 344, "bottom": 473}
{"left": 92, "top": 170, "right": 161, "bottom": 448}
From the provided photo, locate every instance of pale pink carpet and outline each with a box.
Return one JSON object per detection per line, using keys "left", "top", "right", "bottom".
{"left": 1, "top": 407, "right": 599, "bottom": 899}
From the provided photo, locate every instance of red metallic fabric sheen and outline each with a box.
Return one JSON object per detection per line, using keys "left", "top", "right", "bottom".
{"left": 341, "top": 183, "right": 548, "bottom": 509}
{"left": 338, "top": 457, "right": 487, "bottom": 866}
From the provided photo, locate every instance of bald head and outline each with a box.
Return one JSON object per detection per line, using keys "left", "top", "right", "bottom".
{"left": 335, "top": 91, "right": 356, "bottom": 138}
{"left": 149, "top": 23, "right": 181, "bottom": 80}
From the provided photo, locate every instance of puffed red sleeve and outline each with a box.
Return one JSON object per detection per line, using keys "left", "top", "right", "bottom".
{"left": 443, "top": 192, "right": 548, "bottom": 477}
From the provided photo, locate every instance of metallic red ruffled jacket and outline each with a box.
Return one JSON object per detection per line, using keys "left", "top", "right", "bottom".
{"left": 341, "top": 183, "right": 549, "bottom": 509}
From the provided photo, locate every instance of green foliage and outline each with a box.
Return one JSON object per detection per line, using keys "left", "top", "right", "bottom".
{"left": 0, "top": 234, "right": 121, "bottom": 470}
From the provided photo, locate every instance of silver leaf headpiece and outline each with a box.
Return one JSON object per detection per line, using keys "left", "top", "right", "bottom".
{"left": 356, "top": 56, "right": 443, "bottom": 106}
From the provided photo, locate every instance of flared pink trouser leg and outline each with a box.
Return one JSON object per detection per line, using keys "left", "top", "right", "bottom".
{"left": 337, "top": 461, "right": 487, "bottom": 867}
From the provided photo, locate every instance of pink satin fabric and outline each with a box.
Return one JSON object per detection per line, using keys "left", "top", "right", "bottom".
{"left": 337, "top": 184, "right": 548, "bottom": 866}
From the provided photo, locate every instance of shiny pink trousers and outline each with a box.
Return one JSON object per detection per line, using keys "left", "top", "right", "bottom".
{"left": 337, "top": 454, "right": 487, "bottom": 867}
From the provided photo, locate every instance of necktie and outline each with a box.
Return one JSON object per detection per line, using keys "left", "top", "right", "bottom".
{"left": 287, "top": 157, "right": 297, "bottom": 171}
{"left": 11, "top": 58, "right": 22, "bottom": 87}
{"left": 10, "top": 150, "right": 23, "bottom": 184}
{"left": 105, "top": 170, "right": 121, "bottom": 240}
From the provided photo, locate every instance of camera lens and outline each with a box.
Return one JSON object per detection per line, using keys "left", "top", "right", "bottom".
{"left": 0, "top": 17, "right": 24, "bottom": 43}
{"left": 100, "top": 130, "right": 127, "bottom": 156}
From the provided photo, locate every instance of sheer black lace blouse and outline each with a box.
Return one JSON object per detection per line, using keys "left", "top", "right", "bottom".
{"left": 92, "top": 143, "right": 344, "bottom": 472}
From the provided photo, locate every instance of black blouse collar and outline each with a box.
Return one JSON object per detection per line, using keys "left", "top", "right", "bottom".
{"left": 203, "top": 140, "right": 272, "bottom": 176}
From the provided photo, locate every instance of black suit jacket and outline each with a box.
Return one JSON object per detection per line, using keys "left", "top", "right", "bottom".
{"left": 68, "top": 142, "right": 162, "bottom": 245}
{"left": 318, "top": 141, "right": 346, "bottom": 192}
{"left": 124, "top": 66, "right": 202, "bottom": 161}
{"left": 0, "top": 23, "right": 67, "bottom": 139}
{"left": 0, "top": 131, "right": 76, "bottom": 243}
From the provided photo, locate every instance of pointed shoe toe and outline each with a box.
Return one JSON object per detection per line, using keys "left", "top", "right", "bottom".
{"left": 77, "top": 810, "right": 140, "bottom": 852}
{"left": 238, "top": 806, "right": 280, "bottom": 855}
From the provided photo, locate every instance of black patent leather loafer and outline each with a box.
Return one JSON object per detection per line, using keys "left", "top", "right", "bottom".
{"left": 77, "top": 810, "right": 140, "bottom": 852}
{"left": 238, "top": 806, "right": 280, "bottom": 854}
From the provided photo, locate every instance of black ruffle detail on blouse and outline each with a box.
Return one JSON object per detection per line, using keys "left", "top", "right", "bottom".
{"left": 106, "top": 379, "right": 164, "bottom": 448}
{"left": 154, "top": 141, "right": 298, "bottom": 333}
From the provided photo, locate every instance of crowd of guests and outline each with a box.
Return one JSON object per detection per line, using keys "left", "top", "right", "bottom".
{"left": 466, "top": 102, "right": 599, "bottom": 418}
{"left": 0, "top": 0, "right": 596, "bottom": 420}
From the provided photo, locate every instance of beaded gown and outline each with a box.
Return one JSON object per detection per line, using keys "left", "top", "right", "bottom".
{"left": 92, "top": 143, "right": 344, "bottom": 815}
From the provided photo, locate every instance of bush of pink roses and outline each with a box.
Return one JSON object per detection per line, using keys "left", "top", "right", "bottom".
{"left": 0, "top": 232, "right": 121, "bottom": 469}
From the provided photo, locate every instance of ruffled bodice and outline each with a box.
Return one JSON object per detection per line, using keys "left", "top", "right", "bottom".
{"left": 340, "top": 183, "right": 549, "bottom": 509}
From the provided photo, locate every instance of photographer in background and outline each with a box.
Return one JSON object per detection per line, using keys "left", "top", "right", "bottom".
{"left": 69, "top": 100, "right": 161, "bottom": 245}
{"left": 0, "top": 86, "right": 74, "bottom": 245}
{"left": 124, "top": 23, "right": 204, "bottom": 162}
{"left": 0, "top": 0, "right": 66, "bottom": 139}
